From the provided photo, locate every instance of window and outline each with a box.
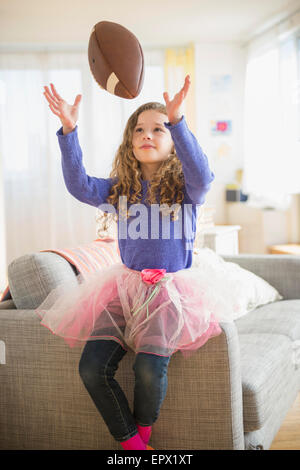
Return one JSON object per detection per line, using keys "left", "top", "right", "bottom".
{"left": 0, "top": 68, "right": 82, "bottom": 176}
{"left": 243, "top": 35, "right": 300, "bottom": 197}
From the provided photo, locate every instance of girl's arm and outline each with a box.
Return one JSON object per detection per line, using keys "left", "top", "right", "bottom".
{"left": 164, "top": 117, "right": 215, "bottom": 205}
{"left": 163, "top": 75, "right": 214, "bottom": 205}
{"left": 43, "top": 84, "right": 115, "bottom": 210}
{"left": 57, "top": 126, "right": 115, "bottom": 209}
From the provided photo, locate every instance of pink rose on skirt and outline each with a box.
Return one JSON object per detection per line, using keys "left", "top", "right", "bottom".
{"left": 141, "top": 268, "right": 167, "bottom": 285}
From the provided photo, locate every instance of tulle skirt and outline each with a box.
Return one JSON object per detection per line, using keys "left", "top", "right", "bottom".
{"left": 35, "top": 261, "right": 241, "bottom": 358}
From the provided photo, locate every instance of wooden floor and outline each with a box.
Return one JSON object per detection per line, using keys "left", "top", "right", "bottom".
{"left": 270, "top": 392, "right": 300, "bottom": 450}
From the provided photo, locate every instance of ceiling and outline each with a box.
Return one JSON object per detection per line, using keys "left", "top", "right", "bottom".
{"left": 0, "top": 0, "right": 299, "bottom": 48}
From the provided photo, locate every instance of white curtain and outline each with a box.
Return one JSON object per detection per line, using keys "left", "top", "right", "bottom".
{"left": 243, "top": 26, "right": 300, "bottom": 210}
{"left": 0, "top": 48, "right": 164, "bottom": 274}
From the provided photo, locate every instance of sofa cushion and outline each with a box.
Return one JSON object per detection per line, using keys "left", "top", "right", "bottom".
{"left": 235, "top": 299, "right": 300, "bottom": 342}
{"left": 239, "top": 333, "right": 296, "bottom": 432}
{"left": 192, "top": 248, "right": 283, "bottom": 320}
{"left": 8, "top": 253, "right": 78, "bottom": 309}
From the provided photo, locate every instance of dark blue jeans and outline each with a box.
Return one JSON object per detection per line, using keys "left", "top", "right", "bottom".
{"left": 78, "top": 339, "right": 171, "bottom": 442}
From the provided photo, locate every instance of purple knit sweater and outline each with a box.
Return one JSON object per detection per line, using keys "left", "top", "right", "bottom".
{"left": 56, "top": 116, "right": 214, "bottom": 272}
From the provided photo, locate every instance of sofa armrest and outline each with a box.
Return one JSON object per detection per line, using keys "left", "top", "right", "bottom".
{"left": 0, "top": 307, "right": 87, "bottom": 449}
{"left": 7, "top": 252, "right": 78, "bottom": 309}
{"left": 0, "top": 309, "right": 245, "bottom": 450}
{"left": 168, "top": 321, "right": 245, "bottom": 449}
{"left": 0, "top": 299, "right": 16, "bottom": 310}
{"left": 222, "top": 253, "right": 300, "bottom": 300}
{"left": 209, "top": 321, "right": 245, "bottom": 449}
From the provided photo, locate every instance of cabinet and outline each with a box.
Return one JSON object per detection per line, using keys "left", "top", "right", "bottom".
{"left": 200, "top": 225, "right": 241, "bottom": 255}
{"left": 225, "top": 202, "right": 289, "bottom": 253}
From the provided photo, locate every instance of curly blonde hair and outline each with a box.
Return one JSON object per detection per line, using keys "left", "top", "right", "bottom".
{"left": 96, "top": 102, "right": 186, "bottom": 237}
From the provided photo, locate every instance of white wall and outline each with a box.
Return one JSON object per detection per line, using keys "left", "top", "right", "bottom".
{"left": 0, "top": 147, "right": 7, "bottom": 293}
{"left": 0, "top": 77, "right": 6, "bottom": 291}
{"left": 194, "top": 42, "right": 246, "bottom": 224}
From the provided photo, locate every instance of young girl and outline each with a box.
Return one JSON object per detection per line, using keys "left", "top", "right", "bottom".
{"left": 39, "top": 76, "right": 232, "bottom": 451}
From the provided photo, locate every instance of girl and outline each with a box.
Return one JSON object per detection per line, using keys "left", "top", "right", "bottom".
{"left": 39, "top": 76, "right": 231, "bottom": 451}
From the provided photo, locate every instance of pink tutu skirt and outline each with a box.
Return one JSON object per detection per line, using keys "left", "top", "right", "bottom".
{"left": 35, "top": 262, "right": 230, "bottom": 358}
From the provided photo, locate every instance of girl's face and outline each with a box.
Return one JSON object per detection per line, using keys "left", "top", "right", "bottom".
{"left": 132, "top": 110, "right": 174, "bottom": 179}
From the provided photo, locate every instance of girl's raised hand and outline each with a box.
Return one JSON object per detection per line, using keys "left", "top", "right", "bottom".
{"left": 43, "top": 83, "right": 82, "bottom": 132}
{"left": 163, "top": 75, "right": 191, "bottom": 125}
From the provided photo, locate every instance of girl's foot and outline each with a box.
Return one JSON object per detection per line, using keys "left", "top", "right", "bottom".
{"left": 137, "top": 424, "right": 152, "bottom": 445}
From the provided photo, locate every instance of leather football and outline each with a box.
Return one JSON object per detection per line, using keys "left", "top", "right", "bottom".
{"left": 88, "top": 21, "right": 144, "bottom": 99}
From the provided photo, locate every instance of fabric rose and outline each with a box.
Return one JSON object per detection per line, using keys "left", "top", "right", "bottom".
{"left": 141, "top": 268, "right": 167, "bottom": 285}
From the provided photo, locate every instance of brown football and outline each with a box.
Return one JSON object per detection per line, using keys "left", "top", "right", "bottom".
{"left": 88, "top": 21, "right": 144, "bottom": 99}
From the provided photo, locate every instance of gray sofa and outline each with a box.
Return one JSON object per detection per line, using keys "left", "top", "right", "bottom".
{"left": 0, "top": 251, "right": 300, "bottom": 450}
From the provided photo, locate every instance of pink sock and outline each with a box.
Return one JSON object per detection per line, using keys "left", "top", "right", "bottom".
{"left": 137, "top": 424, "right": 152, "bottom": 445}
{"left": 120, "top": 433, "right": 146, "bottom": 450}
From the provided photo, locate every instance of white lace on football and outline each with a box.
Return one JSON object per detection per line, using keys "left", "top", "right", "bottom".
{"left": 106, "top": 72, "right": 119, "bottom": 94}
